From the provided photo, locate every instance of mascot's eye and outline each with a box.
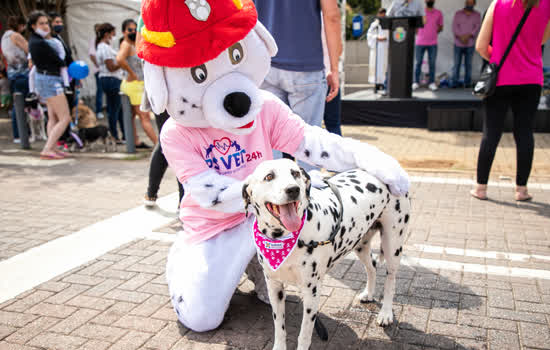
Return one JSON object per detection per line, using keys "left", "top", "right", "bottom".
{"left": 264, "top": 173, "right": 274, "bottom": 182}
{"left": 291, "top": 170, "right": 300, "bottom": 178}
{"left": 228, "top": 42, "right": 244, "bottom": 65}
{"left": 191, "top": 64, "right": 208, "bottom": 84}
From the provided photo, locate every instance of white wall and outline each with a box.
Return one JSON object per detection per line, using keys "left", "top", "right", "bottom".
{"left": 65, "top": 0, "right": 141, "bottom": 98}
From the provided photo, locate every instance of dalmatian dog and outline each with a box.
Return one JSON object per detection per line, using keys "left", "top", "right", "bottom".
{"left": 243, "top": 159, "right": 410, "bottom": 350}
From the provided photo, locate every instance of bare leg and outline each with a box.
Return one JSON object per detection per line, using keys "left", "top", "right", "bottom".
{"left": 130, "top": 108, "right": 140, "bottom": 145}
{"left": 135, "top": 107, "right": 158, "bottom": 145}
{"left": 42, "top": 95, "right": 70, "bottom": 153}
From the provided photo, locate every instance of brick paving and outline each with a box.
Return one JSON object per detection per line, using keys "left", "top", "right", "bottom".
{"left": 1, "top": 126, "right": 550, "bottom": 349}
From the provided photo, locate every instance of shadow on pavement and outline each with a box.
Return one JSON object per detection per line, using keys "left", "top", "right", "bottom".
{"left": 489, "top": 198, "right": 550, "bottom": 220}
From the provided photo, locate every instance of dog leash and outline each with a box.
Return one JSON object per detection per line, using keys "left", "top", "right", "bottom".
{"left": 298, "top": 179, "right": 344, "bottom": 248}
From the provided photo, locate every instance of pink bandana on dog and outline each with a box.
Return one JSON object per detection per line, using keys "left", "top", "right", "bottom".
{"left": 253, "top": 211, "right": 307, "bottom": 271}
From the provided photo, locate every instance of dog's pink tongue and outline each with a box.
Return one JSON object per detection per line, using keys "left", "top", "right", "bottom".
{"left": 279, "top": 204, "right": 301, "bottom": 232}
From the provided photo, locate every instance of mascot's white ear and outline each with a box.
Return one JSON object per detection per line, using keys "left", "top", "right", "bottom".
{"left": 143, "top": 61, "right": 168, "bottom": 115}
{"left": 254, "top": 21, "right": 278, "bottom": 57}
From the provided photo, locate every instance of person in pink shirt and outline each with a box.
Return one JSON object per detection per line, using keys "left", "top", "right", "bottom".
{"left": 452, "top": 0, "right": 481, "bottom": 88}
{"left": 413, "top": 0, "right": 443, "bottom": 91}
{"left": 471, "top": 0, "right": 550, "bottom": 201}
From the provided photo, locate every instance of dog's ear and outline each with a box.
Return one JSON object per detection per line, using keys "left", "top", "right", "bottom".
{"left": 242, "top": 183, "right": 251, "bottom": 217}
{"left": 300, "top": 167, "right": 311, "bottom": 199}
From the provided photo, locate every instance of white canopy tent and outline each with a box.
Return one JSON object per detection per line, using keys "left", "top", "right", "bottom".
{"left": 381, "top": 0, "right": 550, "bottom": 81}
{"left": 65, "top": 0, "right": 141, "bottom": 98}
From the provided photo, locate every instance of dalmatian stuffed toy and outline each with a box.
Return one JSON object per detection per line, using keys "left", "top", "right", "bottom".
{"left": 137, "top": 0, "right": 409, "bottom": 335}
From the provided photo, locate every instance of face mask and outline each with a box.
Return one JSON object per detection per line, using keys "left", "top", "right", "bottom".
{"left": 465, "top": 5, "right": 474, "bottom": 11}
{"left": 53, "top": 25, "right": 64, "bottom": 33}
{"left": 426, "top": 1, "right": 435, "bottom": 8}
{"left": 35, "top": 28, "right": 50, "bottom": 38}
{"left": 128, "top": 33, "right": 137, "bottom": 42}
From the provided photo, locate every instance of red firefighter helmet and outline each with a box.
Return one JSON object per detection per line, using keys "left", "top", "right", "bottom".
{"left": 137, "top": 0, "right": 257, "bottom": 68}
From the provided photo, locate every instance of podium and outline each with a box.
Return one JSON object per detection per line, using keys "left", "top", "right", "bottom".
{"left": 380, "top": 16, "right": 423, "bottom": 99}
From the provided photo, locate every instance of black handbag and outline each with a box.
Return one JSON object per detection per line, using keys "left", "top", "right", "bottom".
{"left": 473, "top": 6, "right": 532, "bottom": 98}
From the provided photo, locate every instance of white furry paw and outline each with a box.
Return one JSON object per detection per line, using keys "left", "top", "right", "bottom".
{"left": 376, "top": 307, "right": 394, "bottom": 327}
{"left": 358, "top": 290, "right": 374, "bottom": 304}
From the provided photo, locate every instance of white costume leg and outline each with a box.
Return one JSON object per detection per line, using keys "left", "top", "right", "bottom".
{"left": 166, "top": 215, "right": 256, "bottom": 332}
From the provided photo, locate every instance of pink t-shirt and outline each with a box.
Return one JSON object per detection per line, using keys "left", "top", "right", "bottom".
{"left": 491, "top": 0, "right": 550, "bottom": 86}
{"left": 416, "top": 9, "right": 443, "bottom": 46}
{"left": 161, "top": 91, "right": 306, "bottom": 245}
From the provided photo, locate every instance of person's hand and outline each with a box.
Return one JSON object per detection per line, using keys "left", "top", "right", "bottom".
{"left": 378, "top": 37, "right": 387, "bottom": 42}
{"left": 326, "top": 71, "right": 339, "bottom": 103}
{"left": 127, "top": 71, "right": 138, "bottom": 82}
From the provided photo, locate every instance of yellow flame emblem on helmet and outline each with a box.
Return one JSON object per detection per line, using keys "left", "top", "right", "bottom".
{"left": 141, "top": 26, "right": 176, "bottom": 48}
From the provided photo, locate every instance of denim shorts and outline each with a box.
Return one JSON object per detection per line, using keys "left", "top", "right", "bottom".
{"left": 35, "top": 72, "right": 64, "bottom": 100}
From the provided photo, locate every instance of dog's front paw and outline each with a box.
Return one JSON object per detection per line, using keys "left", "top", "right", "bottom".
{"left": 358, "top": 290, "right": 374, "bottom": 304}
{"left": 376, "top": 307, "right": 394, "bottom": 327}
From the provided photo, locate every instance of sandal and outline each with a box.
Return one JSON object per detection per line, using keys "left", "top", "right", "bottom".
{"left": 55, "top": 150, "right": 71, "bottom": 157}
{"left": 515, "top": 186, "right": 532, "bottom": 202}
{"left": 40, "top": 151, "right": 64, "bottom": 160}
{"left": 470, "top": 184, "right": 488, "bottom": 200}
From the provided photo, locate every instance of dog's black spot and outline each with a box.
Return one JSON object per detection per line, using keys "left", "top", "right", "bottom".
{"left": 278, "top": 290, "right": 284, "bottom": 300}
{"left": 395, "top": 249, "right": 400, "bottom": 256}
{"left": 338, "top": 179, "right": 346, "bottom": 183}
{"left": 356, "top": 247, "right": 362, "bottom": 252}
{"left": 321, "top": 151, "right": 329, "bottom": 158}
{"left": 347, "top": 174, "right": 357, "bottom": 178}
{"left": 312, "top": 286, "right": 317, "bottom": 295}
{"left": 398, "top": 218, "right": 402, "bottom": 223}
{"left": 176, "top": 308, "right": 180, "bottom": 316}
{"left": 305, "top": 149, "right": 310, "bottom": 157}
{"left": 298, "top": 240, "right": 304, "bottom": 248}
{"left": 395, "top": 200, "right": 401, "bottom": 212}
{"left": 273, "top": 313, "right": 276, "bottom": 320}
{"left": 307, "top": 210, "right": 313, "bottom": 221}
{"left": 178, "top": 296, "right": 183, "bottom": 303}
{"left": 311, "top": 273, "right": 315, "bottom": 278}
{"left": 307, "top": 282, "right": 311, "bottom": 288}
{"left": 204, "top": 183, "right": 213, "bottom": 188}
{"left": 182, "top": 97, "right": 188, "bottom": 103}
{"left": 308, "top": 203, "right": 314, "bottom": 209}
{"left": 350, "top": 196, "right": 357, "bottom": 204}
{"left": 192, "top": 104, "right": 199, "bottom": 109}
{"left": 312, "top": 261, "right": 317, "bottom": 272}
{"left": 323, "top": 209, "right": 328, "bottom": 215}
{"left": 307, "top": 246, "right": 315, "bottom": 254}
{"left": 400, "top": 229, "right": 404, "bottom": 236}
{"left": 282, "top": 324, "right": 285, "bottom": 330}
{"left": 404, "top": 214, "right": 409, "bottom": 223}
{"left": 317, "top": 222, "right": 321, "bottom": 231}
{"left": 372, "top": 259, "right": 377, "bottom": 268}
{"left": 340, "top": 226, "right": 346, "bottom": 238}
{"left": 179, "top": 110, "right": 185, "bottom": 115}
{"left": 366, "top": 183, "right": 378, "bottom": 193}
{"left": 350, "top": 179, "right": 360, "bottom": 184}
{"left": 381, "top": 249, "right": 384, "bottom": 256}
{"left": 311, "top": 314, "right": 316, "bottom": 322}
{"left": 306, "top": 308, "right": 311, "bottom": 314}
{"left": 379, "top": 188, "right": 383, "bottom": 194}
{"left": 337, "top": 241, "right": 343, "bottom": 249}
{"left": 355, "top": 186, "right": 364, "bottom": 194}
{"left": 327, "top": 256, "right": 332, "bottom": 268}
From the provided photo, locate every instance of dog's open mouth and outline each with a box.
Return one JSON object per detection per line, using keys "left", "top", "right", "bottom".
{"left": 265, "top": 201, "right": 301, "bottom": 232}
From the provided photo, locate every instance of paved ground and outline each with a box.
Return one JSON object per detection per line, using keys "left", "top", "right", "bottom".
{"left": 1, "top": 125, "right": 550, "bottom": 349}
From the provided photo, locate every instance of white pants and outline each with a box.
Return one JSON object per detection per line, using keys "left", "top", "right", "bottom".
{"left": 166, "top": 215, "right": 257, "bottom": 332}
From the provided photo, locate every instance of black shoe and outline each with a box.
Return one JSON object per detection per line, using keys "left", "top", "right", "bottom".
{"left": 136, "top": 142, "right": 151, "bottom": 149}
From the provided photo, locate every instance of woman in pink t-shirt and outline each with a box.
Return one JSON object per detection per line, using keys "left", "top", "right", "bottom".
{"left": 471, "top": 0, "right": 550, "bottom": 201}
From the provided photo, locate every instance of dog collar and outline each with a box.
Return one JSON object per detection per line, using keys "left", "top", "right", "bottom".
{"left": 253, "top": 211, "right": 307, "bottom": 271}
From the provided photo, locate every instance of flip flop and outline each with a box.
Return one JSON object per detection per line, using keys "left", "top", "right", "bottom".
{"left": 469, "top": 189, "right": 488, "bottom": 200}
{"left": 515, "top": 192, "right": 533, "bottom": 202}
{"left": 40, "top": 152, "right": 64, "bottom": 160}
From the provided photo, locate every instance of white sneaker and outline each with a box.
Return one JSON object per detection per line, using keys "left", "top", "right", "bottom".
{"left": 412, "top": 83, "right": 419, "bottom": 90}
{"left": 97, "top": 112, "right": 105, "bottom": 119}
{"left": 144, "top": 194, "right": 157, "bottom": 208}
{"left": 429, "top": 83, "right": 438, "bottom": 91}
{"left": 13, "top": 138, "right": 21, "bottom": 144}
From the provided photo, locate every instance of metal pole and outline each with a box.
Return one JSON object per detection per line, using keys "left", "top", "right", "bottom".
{"left": 14, "top": 93, "right": 30, "bottom": 150}
{"left": 120, "top": 93, "right": 136, "bottom": 154}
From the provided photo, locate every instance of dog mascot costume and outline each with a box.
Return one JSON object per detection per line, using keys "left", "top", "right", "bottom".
{"left": 138, "top": 0, "right": 410, "bottom": 332}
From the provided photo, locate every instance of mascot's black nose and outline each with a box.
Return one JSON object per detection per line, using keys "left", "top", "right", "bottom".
{"left": 223, "top": 92, "right": 251, "bottom": 118}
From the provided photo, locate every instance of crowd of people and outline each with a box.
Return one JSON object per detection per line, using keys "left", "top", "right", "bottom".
{"left": 0, "top": 13, "right": 159, "bottom": 157}
{"left": 368, "top": 0, "right": 482, "bottom": 92}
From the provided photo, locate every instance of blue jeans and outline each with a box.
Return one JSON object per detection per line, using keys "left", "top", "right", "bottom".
{"left": 414, "top": 45, "right": 438, "bottom": 84}
{"left": 99, "top": 76, "right": 122, "bottom": 140}
{"left": 94, "top": 72, "right": 104, "bottom": 114}
{"left": 261, "top": 67, "right": 327, "bottom": 170}
{"left": 452, "top": 45, "right": 475, "bottom": 87}
{"left": 323, "top": 88, "right": 341, "bottom": 136}
{"left": 9, "top": 73, "right": 29, "bottom": 139}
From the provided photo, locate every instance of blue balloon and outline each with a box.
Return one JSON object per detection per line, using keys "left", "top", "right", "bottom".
{"left": 68, "top": 61, "right": 89, "bottom": 80}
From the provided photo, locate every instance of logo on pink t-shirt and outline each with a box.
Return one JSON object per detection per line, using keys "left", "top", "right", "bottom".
{"left": 204, "top": 137, "right": 263, "bottom": 175}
